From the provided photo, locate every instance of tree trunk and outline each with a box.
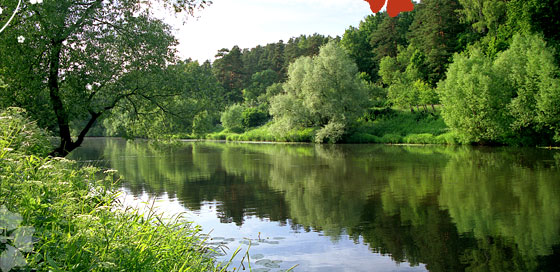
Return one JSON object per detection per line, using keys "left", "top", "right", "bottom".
{"left": 47, "top": 38, "right": 104, "bottom": 157}
{"left": 50, "top": 112, "right": 101, "bottom": 157}
{"left": 47, "top": 41, "right": 74, "bottom": 157}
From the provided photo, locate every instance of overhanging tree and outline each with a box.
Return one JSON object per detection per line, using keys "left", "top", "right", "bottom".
{"left": 0, "top": 0, "right": 210, "bottom": 156}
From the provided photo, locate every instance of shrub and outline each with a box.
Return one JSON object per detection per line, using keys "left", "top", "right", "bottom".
{"left": 314, "top": 122, "right": 346, "bottom": 143}
{"left": 283, "top": 127, "right": 316, "bottom": 142}
{"left": 220, "top": 104, "right": 245, "bottom": 133}
{"left": 434, "top": 131, "right": 467, "bottom": 145}
{"left": 192, "top": 110, "right": 214, "bottom": 137}
{"left": 439, "top": 34, "right": 560, "bottom": 145}
{"left": 381, "top": 133, "right": 402, "bottom": 144}
{"left": 0, "top": 107, "right": 51, "bottom": 156}
{"left": 242, "top": 106, "right": 269, "bottom": 129}
{"left": 403, "top": 133, "right": 437, "bottom": 144}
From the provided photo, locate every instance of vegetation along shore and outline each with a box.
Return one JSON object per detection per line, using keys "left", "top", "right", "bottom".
{"left": 2, "top": 1, "right": 559, "bottom": 151}
{"left": 1, "top": 0, "right": 559, "bottom": 270}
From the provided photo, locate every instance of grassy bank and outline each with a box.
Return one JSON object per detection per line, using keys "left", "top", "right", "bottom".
{"left": 0, "top": 108, "right": 221, "bottom": 271}
{"left": 345, "top": 109, "right": 464, "bottom": 144}
{"left": 204, "top": 108, "right": 463, "bottom": 145}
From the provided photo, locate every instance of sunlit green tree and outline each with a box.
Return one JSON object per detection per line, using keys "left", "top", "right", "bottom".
{"left": 270, "top": 41, "right": 369, "bottom": 143}
{"left": 437, "top": 48, "right": 511, "bottom": 143}
{"left": 439, "top": 34, "right": 560, "bottom": 144}
{"left": 0, "top": 0, "right": 210, "bottom": 156}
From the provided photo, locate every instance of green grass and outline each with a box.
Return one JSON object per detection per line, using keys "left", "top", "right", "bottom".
{"left": 202, "top": 108, "right": 461, "bottom": 145}
{"left": 206, "top": 125, "right": 315, "bottom": 143}
{"left": 365, "top": 109, "right": 447, "bottom": 136}
{"left": 343, "top": 108, "right": 462, "bottom": 144}
{"left": 0, "top": 108, "right": 226, "bottom": 271}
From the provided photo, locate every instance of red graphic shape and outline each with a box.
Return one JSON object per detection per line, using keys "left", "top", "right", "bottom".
{"left": 363, "top": 0, "right": 414, "bottom": 17}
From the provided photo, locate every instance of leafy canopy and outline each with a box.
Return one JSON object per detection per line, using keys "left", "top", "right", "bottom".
{"left": 270, "top": 41, "right": 369, "bottom": 143}
{"left": 0, "top": 0, "right": 209, "bottom": 155}
{"left": 438, "top": 34, "right": 560, "bottom": 144}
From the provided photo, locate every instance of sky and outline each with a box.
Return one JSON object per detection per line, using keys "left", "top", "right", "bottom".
{"left": 167, "top": 0, "right": 375, "bottom": 62}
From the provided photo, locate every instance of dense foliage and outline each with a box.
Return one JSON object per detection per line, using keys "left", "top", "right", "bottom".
{"left": 206, "top": 0, "right": 559, "bottom": 145}
{"left": 270, "top": 41, "right": 369, "bottom": 143}
{"left": 0, "top": 0, "right": 210, "bottom": 155}
{"left": 0, "top": 108, "right": 221, "bottom": 271}
{"left": 1, "top": 0, "right": 559, "bottom": 149}
{"left": 439, "top": 34, "right": 560, "bottom": 144}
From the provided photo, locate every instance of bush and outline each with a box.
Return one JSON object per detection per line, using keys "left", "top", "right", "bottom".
{"left": 282, "top": 127, "right": 316, "bottom": 142}
{"left": 192, "top": 110, "right": 214, "bottom": 137}
{"left": 439, "top": 34, "right": 560, "bottom": 145}
{"left": 314, "top": 122, "right": 345, "bottom": 143}
{"left": 242, "top": 106, "right": 269, "bottom": 129}
{"left": 344, "top": 132, "right": 381, "bottom": 143}
{"left": 381, "top": 133, "right": 402, "bottom": 144}
{"left": 0, "top": 107, "right": 51, "bottom": 156}
{"left": 435, "top": 131, "right": 464, "bottom": 145}
{"left": 269, "top": 41, "right": 369, "bottom": 143}
{"left": 220, "top": 104, "right": 245, "bottom": 133}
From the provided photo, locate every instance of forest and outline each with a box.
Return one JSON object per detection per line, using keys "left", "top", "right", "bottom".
{"left": 1, "top": 0, "right": 560, "bottom": 156}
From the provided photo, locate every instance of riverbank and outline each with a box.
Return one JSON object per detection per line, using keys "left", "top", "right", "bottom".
{"left": 0, "top": 108, "right": 221, "bottom": 271}
{"left": 204, "top": 109, "right": 463, "bottom": 145}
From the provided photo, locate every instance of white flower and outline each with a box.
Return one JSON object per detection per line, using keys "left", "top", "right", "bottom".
{"left": 1, "top": 7, "right": 4, "bottom": 15}
{"left": 62, "top": 40, "right": 68, "bottom": 46}
{"left": 17, "top": 36, "right": 25, "bottom": 43}
{"left": 29, "top": 0, "right": 43, "bottom": 4}
{"left": 86, "top": 84, "right": 93, "bottom": 90}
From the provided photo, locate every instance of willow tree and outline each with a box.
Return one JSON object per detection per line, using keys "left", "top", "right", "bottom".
{"left": 0, "top": 0, "right": 209, "bottom": 156}
{"left": 270, "top": 41, "right": 369, "bottom": 143}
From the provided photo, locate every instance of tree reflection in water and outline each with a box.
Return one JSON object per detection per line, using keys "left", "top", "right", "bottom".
{"left": 71, "top": 139, "right": 560, "bottom": 271}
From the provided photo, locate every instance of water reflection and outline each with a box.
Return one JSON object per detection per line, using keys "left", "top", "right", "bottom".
{"left": 70, "top": 139, "right": 560, "bottom": 271}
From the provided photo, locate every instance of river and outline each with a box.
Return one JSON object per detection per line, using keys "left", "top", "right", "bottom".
{"left": 69, "top": 138, "right": 560, "bottom": 272}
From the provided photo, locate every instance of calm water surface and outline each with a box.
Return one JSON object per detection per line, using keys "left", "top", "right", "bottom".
{"left": 69, "top": 138, "right": 560, "bottom": 272}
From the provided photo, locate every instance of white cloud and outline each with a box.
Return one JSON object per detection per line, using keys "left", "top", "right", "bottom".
{"left": 170, "top": 0, "right": 372, "bottom": 62}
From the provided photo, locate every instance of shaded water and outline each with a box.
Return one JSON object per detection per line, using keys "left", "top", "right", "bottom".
{"left": 70, "top": 138, "right": 560, "bottom": 272}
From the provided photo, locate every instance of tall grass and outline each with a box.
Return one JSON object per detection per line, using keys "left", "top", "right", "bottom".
{"left": 0, "top": 108, "right": 222, "bottom": 271}
{"left": 206, "top": 125, "right": 315, "bottom": 143}
{"left": 343, "top": 108, "right": 464, "bottom": 144}
{"left": 203, "top": 109, "right": 459, "bottom": 145}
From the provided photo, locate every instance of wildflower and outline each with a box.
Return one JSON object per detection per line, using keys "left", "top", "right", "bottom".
{"left": 17, "top": 36, "right": 25, "bottom": 43}
{"left": 38, "top": 163, "right": 54, "bottom": 170}
{"left": 0, "top": 7, "right": 3, "bottom": 15}
{"left": 86, "top": 84, "right": 93, "bottom": 91}
{"left": 29, "top": 0, "right": 43, "bottom": 4}
{"left": 53, "top": 156, "right": 70, "bottom": 162}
